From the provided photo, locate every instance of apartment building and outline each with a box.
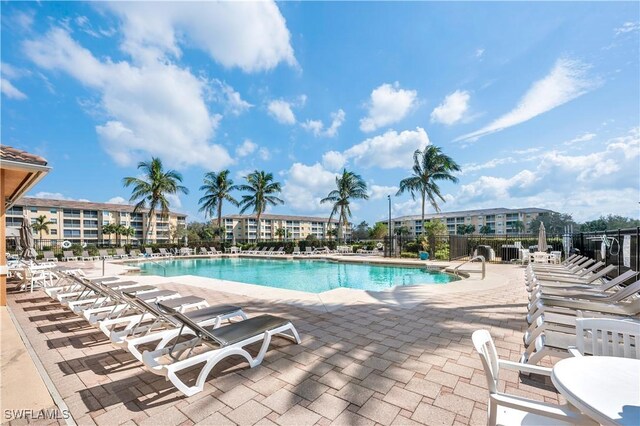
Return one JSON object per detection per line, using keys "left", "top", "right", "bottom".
{"left": 220, "top": 214, "right": 350, "bottom": 241}
{"left": 6, "top": 197, "right": 187, "bottom": 244}
{"left": 379, "top": 207, "right": 555, "bottom": 237}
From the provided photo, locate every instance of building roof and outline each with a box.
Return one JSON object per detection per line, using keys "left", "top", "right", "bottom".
{"left": 222, "top": 213, "right": 339, "bottom": 223}
{"left": 0, "top": 145, "right": 48, "bottom": 166}
{"left": 14, "top": 197, "right": 186, "bottom": 217}
{"left": 387, "top": 207, "right": 555, "bottom": 222}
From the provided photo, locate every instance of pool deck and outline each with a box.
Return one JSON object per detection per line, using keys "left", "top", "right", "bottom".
{"left": 2, "top": 257, "right": 564, "bottom": 425}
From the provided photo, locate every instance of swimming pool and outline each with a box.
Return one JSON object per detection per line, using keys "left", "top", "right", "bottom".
{"left": 138, "top": 258, "right": 458, "bottom": 293}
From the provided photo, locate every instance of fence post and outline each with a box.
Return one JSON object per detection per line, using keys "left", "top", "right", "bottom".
{"left": 617, "top": 228, "right": 621, "bottom": 276}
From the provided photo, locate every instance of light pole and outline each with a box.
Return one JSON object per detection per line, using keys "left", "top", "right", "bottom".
{"left": 388, "top": 195, "right": 392, "bottom": 257}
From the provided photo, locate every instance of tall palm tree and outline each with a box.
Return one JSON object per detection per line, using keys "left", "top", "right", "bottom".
{"left": 31, "top": 215, "right": 53, "bottom": 240}
{"left": 123, "top": 158, "right": 189, "bottom": 244}
{"left": 198, "top": 170, "right": 239, "bottom": 232}
{"left": 238, "top": 170, "right": 284, "bottom": 242}
{"left": 321, "top": 169, "right": 369, "bottom": 243}
{"left": 120, "top": 226, "right": 135, "bottom": 246}
{"left": 396, "top": 146, "right": 460, "bottom": 233}
{"left": 275, "top": 227, "right": 286, "bottom": 241}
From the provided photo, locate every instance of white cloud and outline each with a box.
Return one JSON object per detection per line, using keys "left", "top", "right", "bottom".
{"left": 1, "top": 78, "right": 27, "bottom": 100}
{"left": 322, "top": 151, "right": 346, "bottom": 171}
{"left": 512, "top": 147, "right": 540, "bottom": 155}
{"left": 165, "top": 193, "right": 183, "bottom": 210}
{"left": 459, "top": 170, "right": 539, "bottom": 201}
{"left": 31, "top": 192, "right": 74, "bottom": 200}
{"left": 343, "top": 127, "right": 430, "bottom": 169}
{"left": 24, "top": 27, "right": 234, "bottom": 169}
{"left": 369, "top": 185, "right": 399, "bottom": 200}
{"left": 606, "top": 127, "right": 639, "bottom": 158}
{"left": 564, "top": 132, "right": 596, "bottom": 145}
{"left": 258, "top": 147, "right": 271, "bottom": 161}
{"left": 615, "top": 22, "right": 640, "bottom": 36}
{"left": 103, "top": 1, "right": 296, "bottom": 71}
{"left": 267, "top": 99, "right": 296, "bottom": 124}
{"left": 301, "top": 109, "right": 346, "bottom": 137}
{"left": 209, "top": 79, "right": 252, "bottom": 115}
{"left": 236, "top": 139, "right": 257, "bottom": 157}
{"left": 106, "top": 196, "right": 127, "bottom": 204}
{"left": 475, "top": 48, "right": 485, "bottom": 58}
{"left": 281, "top": 163, "right": 337, "bottom": 213}
{"left": 460, "top": 157, "right": 515, "bottom": 175}
{"left": 456, "top": 58, "right": 599, "bottom": 142}
{"left": 430, "top": 90, "right": 470, "bottom": 125}
{"left": 360, "top": 82, "right": 418, "bottom": 132}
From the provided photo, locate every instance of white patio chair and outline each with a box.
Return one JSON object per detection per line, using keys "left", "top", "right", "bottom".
{"left": 472, "top": 330, "right": 597, "bottom": 426}
{"left": 568, "top": 318, "right": 640, "bottom": 359}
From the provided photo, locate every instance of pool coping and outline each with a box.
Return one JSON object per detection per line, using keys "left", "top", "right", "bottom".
{"left": 116, "top": 257, "right": 511, "bottom": 312}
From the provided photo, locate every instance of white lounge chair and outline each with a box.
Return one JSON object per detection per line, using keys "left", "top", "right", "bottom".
{"left": 142, "top": 305, "right": 301, "bottom": 396}
{"left": 209, "top": 247, "right": 220, "bottom": 255}
{"left": 472, "top": 330, "right": 597, "bottom": 426}
{"left": 62, "top": 251, "right": 78, "bottom": 261}
{"left": 98, "top": 249, "right": 113, "bottom": 260}
{"left": 43, "top": 251, "right": 58, "bottom": 262}
{"left": 81, "top": 250, "right": 97, "bottom": 261}
{"left": 145, "top": 247, "right": 160, "bottom": 257}
{"left": 115, "top": 248, "right": 130, "bottom": 259}
{"left": 292, "top": 246, "right": 301, "bottom": 255}
{"left": 158, "top": 248, "right": 172, "bottom": 257}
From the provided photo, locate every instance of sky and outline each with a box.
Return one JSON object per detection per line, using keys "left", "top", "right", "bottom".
{"left": 2, "top": 1, "right": 639, "bottom": 224}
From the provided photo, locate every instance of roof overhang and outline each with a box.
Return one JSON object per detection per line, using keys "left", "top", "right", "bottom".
{"left": 2, "top": 159, "right": 51, "bottom": 210}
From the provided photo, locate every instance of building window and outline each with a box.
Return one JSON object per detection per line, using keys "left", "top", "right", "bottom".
{"left": 63, "top": 230, "right": 81, "bottom": 238}
{"left": 6, "top": 217, "right": 23, "bottom": 226}
{"left": 63, "top": 219, "right": 81, "bottom": 228}
{"left": 83, "top": 220, "right": 99, "bottom": 228}
{"left": 50, "top": 209, "right": 57, "bottom": 214}
{"left": 50, "top": 218, "right": 57, "bottom": 224}
{"left": 7, "top": 206, "right": 23, "bottom": 215}
{"left": 63, "top": 209, "right": 81, "bottom": 218}
{"left": 50, "top": 229, "right": 58, "bottom": 235}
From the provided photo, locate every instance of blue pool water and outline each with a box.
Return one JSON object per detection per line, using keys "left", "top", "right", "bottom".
{"left": 138, "top": 258, "right": 458, "bottom": 293}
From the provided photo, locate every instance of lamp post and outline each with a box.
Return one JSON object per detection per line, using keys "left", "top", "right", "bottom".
{"left": 388, "top": 195, "right": 392, "bottom": 257}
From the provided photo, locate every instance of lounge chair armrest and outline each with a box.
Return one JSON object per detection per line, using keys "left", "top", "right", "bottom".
{"left": 499, "top": 360, "right": 552, "bottom": 376}
{"left": 491, "top": 394, "right": 597, "bottom": 424}
{"left": 567, "top": 346, "right": 584, "bottom": 357}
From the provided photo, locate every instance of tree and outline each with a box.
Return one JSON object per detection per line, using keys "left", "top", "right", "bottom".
{"left": 238, "top": 170, "right": 284, "bottom": 242}
{"left": 121, "top": 226, "right": 135, "bottom": 245}
{"left": 456, "top": 224, "right": 475, "bottom": 235}
{"left": 321, "top": 169, "right": 369, "bottom": 243}
{"left": 512, "top": 220, "right": 525, "bottom": 233}
{"left": 479, "top": 225, "right": 492, "bottom": 235}
{"left": 395, "top": 226, "right": 410, "bottom": 237}
{"left": 369, "top": 222, "right": 388, "bottom": 239}
{"left": 352, "top": 221, "right": 370, "bottom": 240}
{"left": 275, "top": 227, "right": 286, "bottom": 241}
{"left": 580, "top": 215, "right": 640, "bottom": 232}
{"left": 123, "top": 158, "right": 188, "bottom": 244}
{"left": 529, "top": 212, "right": 576, "bottom": 235}
{"left": 396, "top": 146, "right": 460, "bottom": 234}
{"left": 170, "top": 224, "right": 187, "bottom": 244}
{"left": 421, "top": 221, "right": 448, "bottom": 259}
{"left": 198, "top": 170, "right": 239, "bottom": 234}
{"left": 31, "top": 215, "right": 53, "bottom": 240}
{"left": 327, "top": 228, "right": 338, "bottom": 239}
{"left": 102, "top": 223, "right": 117, "bottom": 243}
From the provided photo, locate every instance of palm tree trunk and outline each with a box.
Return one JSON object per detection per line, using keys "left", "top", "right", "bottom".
{"left": 256, "top": 213, "right": 261, "bottom": 243}
{"left": 421, "top": 190, "right": 426, "bottom": 236}
{"left": 217, "top": 200, "right": 223, "bottom": 242}
{"left": 144, "top": 209, "right": 154, "bottom": 245}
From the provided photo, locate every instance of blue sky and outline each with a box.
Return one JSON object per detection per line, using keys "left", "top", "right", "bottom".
{"left": 2, "top": 1, "right": 639, "bottom": 224}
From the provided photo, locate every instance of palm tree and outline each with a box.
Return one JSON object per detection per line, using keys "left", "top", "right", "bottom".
{"left": 102, "top": 223, "right": 117, "bottom": 244}
{"left": 123, "top": 158, "right": 188, "bottom": 244}
{"left": 321, "top": 169, "right": 369, "bottom": 243}
{"left": 121, "top": 226, "right": 135, "bottom": 246}
{"left": 238, "top": 170, "right": 284, "bottom": 242}
{"left": 275, "top": 227, "right": 286, "bottom": 241}
{"left": 396, "top": 146, "right": 460, "bottom": 234}
{"left": 31, "top": 215, "right": 53, "bottom": 240}
{"left": 198, "top": 170, "right": 239, "bottom": 233}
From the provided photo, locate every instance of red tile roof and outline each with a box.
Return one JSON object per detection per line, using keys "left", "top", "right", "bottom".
{"left": 0, "top": 145, "right": 48, "bottom": 166}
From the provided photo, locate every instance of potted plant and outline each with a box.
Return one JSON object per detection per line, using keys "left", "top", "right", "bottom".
{"left": 419, "top": 237, "right": 430, "bottom": 260}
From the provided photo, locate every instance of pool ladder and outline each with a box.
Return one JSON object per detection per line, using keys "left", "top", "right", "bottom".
{"left": 453, "top": 255, "right": 486, "bottom": 280}
{"left": 144, "top": 259, "right": 168, "bottom": 277}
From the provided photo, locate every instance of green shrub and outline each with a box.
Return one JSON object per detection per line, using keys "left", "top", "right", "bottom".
{"left": 403, "top": 241, "right": 421, "bottom": 253}
{"left": 400, "top": 252, "right": 418, "bottom": 258}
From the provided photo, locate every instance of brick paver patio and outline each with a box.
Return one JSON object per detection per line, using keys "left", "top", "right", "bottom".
{"left": 5, "top": 264, "right": 562, "bottom": 425}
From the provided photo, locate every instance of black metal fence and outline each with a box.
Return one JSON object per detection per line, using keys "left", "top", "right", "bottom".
{"left": 572, "top": 228, "right": 639, "bottom": 278}
{"left": 447, "top": 233, "right": 564, "bottom": 263}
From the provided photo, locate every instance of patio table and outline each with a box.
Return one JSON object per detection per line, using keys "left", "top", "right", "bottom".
{"left": 551, "top": 356, "right": 640, "bottom": 426}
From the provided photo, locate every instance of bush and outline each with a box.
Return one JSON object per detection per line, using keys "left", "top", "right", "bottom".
{"left": 434, "top": 246, "right": 449, "bottom": 260}
{"left": 86, "top": 244, "right": 99, "bottom": 257}
{"left": 400, "top": 252, "right": 418, "bottom": 258}
{"left": 403, "top": 241, "right": 421, "bottom": 253}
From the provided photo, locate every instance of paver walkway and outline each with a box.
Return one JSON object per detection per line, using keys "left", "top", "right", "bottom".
{"left": 5, "top": 264, "right": 562, "bottom": 425}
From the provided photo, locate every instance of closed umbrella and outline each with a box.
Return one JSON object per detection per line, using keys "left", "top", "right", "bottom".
{"left": 537, "top": 222, "right": 548, "bottom": 253}
{"left": 19, "top": 218, "right": 37, "bottom": 260}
